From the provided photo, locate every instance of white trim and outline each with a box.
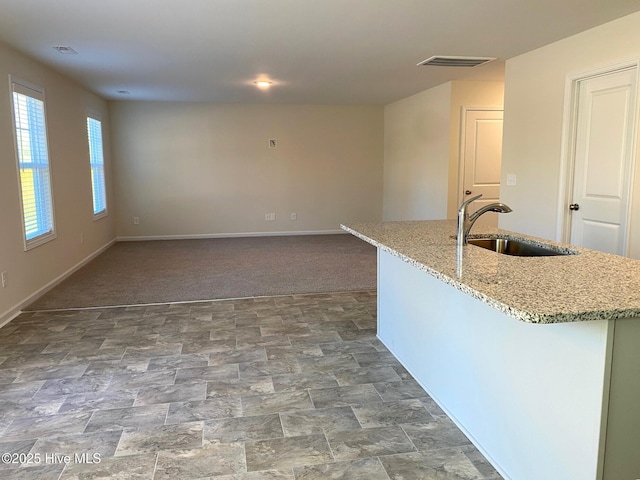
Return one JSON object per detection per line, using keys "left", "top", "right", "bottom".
{"left": 0, "top": 238, "right": 117, "bottom": 328}
{"left": 86, "top": 110, "right": 102, "bottom": 122}
{"left": 116, "top": 229, "right": 346, "bottom": 242}
{"left": 93, "top": 210, "right": 108, "bottom": 221}
{"left": 557, "top": 72, "right": 580, "bottom": 243}
{"left": 557, "top": 58, "right": 640, "bottom": 249}
{"left": 9, "top": 75, "right": 45, "bottom": 98}
{"left": 0, "top": 309, "right": 22, "bottom": 331}
{"left": 86, "top": 115, "right": 108, "bottom": 220}
{"left": 8, "top": 75, "right": 57, "bottom": 251}
{"left": 24, "top": 230, "right": 58, "bottom": 250}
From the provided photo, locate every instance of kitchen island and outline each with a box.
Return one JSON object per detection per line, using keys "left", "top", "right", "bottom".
{"left": 342, "top": 220, "right": 640, "bottom": 480}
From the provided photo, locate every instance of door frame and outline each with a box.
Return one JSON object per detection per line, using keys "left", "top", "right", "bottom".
{"left": 457, "top": 105, "right": 504, "bottom": 206}
{"left": 556, "top": 58, "right": 640, "bottom": 254}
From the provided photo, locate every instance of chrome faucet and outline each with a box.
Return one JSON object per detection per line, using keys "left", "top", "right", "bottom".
{"left": 457, "top": 194, "right": 512, "bottom": 247}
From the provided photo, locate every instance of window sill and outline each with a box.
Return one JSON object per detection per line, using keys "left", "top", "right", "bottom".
{"left": 24, "top": 231, "right": 56, "bottom": 251}
{"left": 93, "top": 210, "right": 108, "bottom": 221}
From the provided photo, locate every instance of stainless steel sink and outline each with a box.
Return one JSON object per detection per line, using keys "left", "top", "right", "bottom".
{"left": 468, "top": 237, "right": 575, "bottom": 257}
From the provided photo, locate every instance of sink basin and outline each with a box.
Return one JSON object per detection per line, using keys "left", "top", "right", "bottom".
{"left": 468, "top": 237, "right": 574, "bottom": 257}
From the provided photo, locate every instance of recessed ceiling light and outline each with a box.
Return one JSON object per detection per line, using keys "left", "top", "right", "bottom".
{"left": 254, "top": 81, "right": 272, "bottom": 89}
{"left": 53, "top": 46, "right": 78, "bottom": 55}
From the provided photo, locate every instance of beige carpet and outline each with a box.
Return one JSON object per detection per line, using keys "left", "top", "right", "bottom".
{"left": 27, "top": 234, "right": 377, "bottom": 310}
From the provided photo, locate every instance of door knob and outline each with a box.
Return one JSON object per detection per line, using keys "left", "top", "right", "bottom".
{"left": 465, "top": 190, "right": 472, "bottom": 195}
{"left": 569, "top": 203, "right": 580, "bottom": 211}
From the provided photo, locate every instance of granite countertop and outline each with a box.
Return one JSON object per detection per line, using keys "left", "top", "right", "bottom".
{"left": 341, "top": 220, "right": 640, "bottom": 324}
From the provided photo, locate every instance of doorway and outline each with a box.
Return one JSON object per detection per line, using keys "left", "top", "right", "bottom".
{"left": 459, "top": 107, "right": 504, "bottom": 227}
{"left": 560, "top": 62, "right": 639, "bottom": 256}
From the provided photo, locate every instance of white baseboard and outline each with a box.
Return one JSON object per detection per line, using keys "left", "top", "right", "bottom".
{"left": 116, "top": 229, "right": 346, "bottom": 242}
{"left": 0, "top": 308, "right": 21, "bottom": 331}
{"left": 0, "top": 238, "right": 117, "bottom": 326}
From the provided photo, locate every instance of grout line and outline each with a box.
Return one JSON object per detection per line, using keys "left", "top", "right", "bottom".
{"left": 376, "top": 455, "right": 393, "bottom": 480}
{"left": 322, "top": 427, "right": 337, "bottom": 463}
{"left": 152, "top": 452, "right": 160, "bottom": 479}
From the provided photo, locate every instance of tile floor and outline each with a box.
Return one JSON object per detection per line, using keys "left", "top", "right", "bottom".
{"left": 0, "top": 291, "right": 503, "bottom": 479}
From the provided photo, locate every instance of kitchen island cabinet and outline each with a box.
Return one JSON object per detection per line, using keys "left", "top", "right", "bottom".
{"left": 342, "top": 220, "right": 640, "bottom": 480}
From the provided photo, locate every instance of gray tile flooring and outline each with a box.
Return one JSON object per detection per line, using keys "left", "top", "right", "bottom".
{"left": 0, "top": 291, "right": 503, "bottom": 479}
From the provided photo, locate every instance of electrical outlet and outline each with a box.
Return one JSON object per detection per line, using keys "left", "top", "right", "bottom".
{"left": 290, "top": 212, "right": 297, "bottom": 221}
{"left": 1, "top": 271, "right": 7, "bottom": 288}
{"left": 133, "top": 216, "right": 140, "bottom": 225}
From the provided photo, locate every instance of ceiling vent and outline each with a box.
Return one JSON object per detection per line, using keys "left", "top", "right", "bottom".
{"left": 53, "top": 46, "right": 78, "bottom": 55}
{"left": 417, "top": 56, "right": 496, "bottom": 67}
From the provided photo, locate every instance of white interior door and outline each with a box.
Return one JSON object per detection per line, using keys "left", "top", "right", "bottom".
{"left": 461, "top": 108, "right": 504, "bottom": 227}
{"left": 569, "top": 67, "right": 638, "bottom": 256}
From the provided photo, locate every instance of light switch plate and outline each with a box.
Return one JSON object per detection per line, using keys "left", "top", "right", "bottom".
{"left": 506, "top": 174, "right": 517, "bottom": 186}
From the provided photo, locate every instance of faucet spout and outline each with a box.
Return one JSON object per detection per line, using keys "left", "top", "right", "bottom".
{"left": 457, "top": 194, "right": 512, "bottom": 247}
{"left": 468, "top": 202, "right": 513, "bottom": 223}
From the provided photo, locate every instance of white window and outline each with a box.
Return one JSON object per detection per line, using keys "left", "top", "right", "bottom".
{"left": 87, "top": 116, "right": 107, "bottom": 218}
{"left": 10, "top": 79, "right": 56, "bottom": 249}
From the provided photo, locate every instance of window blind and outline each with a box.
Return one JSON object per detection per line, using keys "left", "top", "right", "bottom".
{"left": 11, "top": 81, "right": 55, "bottom": 247}
{"left": 87, "top": 117, "right": 107, "bottom": 216}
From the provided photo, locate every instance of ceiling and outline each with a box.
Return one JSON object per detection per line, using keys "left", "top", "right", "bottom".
{"left": 0, "top": 0, "right": 639, "bottom": 104}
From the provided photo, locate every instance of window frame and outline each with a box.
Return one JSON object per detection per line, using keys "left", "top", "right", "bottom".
{"left": 9, "top": 76, "right": 57, "bottom": 251}
{"left": 86, "top": 113, "right": 108, "bottom": 220}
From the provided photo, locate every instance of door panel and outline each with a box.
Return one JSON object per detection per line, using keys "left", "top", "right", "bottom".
{"left": 473, "top": 121, "right": 503, "bottom": 185}
{"left": 570, "top": 68, "right": 637, "bottom": 256}
{"left": 462, "top": 109, "right": 503, "bottom": 227}
{"left": 584, "top": 88, "right": 629, "bottom": 197}
{"left": 582, "top": 220, "right": 620, "bottom": 253}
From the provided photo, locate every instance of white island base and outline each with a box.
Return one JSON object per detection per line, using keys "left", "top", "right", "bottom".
{"left": 378, "top": 249, "right": 640, "bottom": 480}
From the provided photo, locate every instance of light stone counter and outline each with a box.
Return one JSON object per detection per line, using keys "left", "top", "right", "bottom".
{"left": 341, "top": 220, "right": 640, "bottom": 324}
{"left": 343, "top": 219, "right": 640, "bottom": 479}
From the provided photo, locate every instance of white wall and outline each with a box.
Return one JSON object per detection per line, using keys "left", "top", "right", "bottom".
{"left": 0, "top": 41, "right": 115, "bottom": 323}
{"left": 383, "top": 82, "right": 452, "bottom": 221}
{"left": 500, "top": 11, "right": 640, "bottom": 258}
{"left": 383, "top": 80, "right": 504, "bottom": 221}
{"left": 110, "top": 102, "right": 384, "bottom": 238}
